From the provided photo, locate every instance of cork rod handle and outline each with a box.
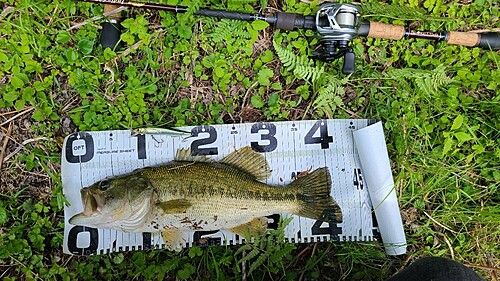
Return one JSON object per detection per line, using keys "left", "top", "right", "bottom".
{"left": 362, "top": 22, "right": 405, "bottom": 40}
{"left": 358, "top": 21, "right": 500, "bottom": 50}
{"left": 446, "top": 31, "right": 480, "bottom": 47}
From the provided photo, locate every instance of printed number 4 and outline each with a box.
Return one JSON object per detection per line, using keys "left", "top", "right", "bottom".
{"left": 304, "top": 120, "right": 333, "bottom": 149}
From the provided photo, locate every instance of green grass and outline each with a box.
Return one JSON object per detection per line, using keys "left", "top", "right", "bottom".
{"left": 1, "top": 0, "right": 499, "bottom": 280}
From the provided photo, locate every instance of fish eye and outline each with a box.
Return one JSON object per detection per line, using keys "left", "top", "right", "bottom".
{"left": 99, "top": 180, "right": 110, "bottom": 191}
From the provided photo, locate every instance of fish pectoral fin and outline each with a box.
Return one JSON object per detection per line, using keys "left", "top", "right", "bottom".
{"left": 221, "top": 146, "right": 271, "bottom": 180}
{"left": 230, "top": 217, "right": 268, "bottom": 238}
{"left": 161, "top": 229, "right": 185, "bottom": 252}
{"left": 157, "top": 199, "right": 192, "bottom": 214}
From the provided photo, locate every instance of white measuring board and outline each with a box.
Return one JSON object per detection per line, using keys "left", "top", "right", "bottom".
{"left": 62, "top": 119, "right": 389, "bottom": 256}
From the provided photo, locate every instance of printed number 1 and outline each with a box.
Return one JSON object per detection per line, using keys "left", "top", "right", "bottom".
{"left": 133, "top": 134, "right": 147, "bottom": 159}
{"left": 304, "top": 120, "right": 333, "bottom": 149}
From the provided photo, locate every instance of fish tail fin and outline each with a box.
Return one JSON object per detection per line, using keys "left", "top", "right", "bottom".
{"left": 289, "top": 168, "right": 343, "bottom": 223}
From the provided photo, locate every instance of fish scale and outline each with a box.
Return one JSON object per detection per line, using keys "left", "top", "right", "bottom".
{"left": 142, "top": 162, "right": 301, "bottom": 201}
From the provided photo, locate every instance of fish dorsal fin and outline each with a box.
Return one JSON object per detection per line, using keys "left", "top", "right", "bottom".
{"left": 157, "top": 199, "right": 192, "bottom": 214}
{"left": 221, "top": 146, "right": 271, "bottom": 180}
{"left": 175, "top": 148, "right": 213, "bottom": 162}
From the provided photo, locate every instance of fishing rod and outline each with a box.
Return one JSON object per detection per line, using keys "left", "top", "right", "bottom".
{"left": 84, "top": 0, "right": 500, "bottom": 74}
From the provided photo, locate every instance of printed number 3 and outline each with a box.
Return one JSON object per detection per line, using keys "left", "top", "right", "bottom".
{"left": 251, "top": 122, "right": 277, "bottom": 153}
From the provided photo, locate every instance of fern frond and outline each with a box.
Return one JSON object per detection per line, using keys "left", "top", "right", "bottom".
{"left": 273, "top": 40, "right": 325, "bottom": 85}
{"left": 210, "top": 19, "right": 250, "bottom": 43}
{"left": 234, "top": 243, "right": 252, "bottom": 256}
{"left": 187, "top": 0, "right": 203, "bottom": 14}
{"left": 234, "top": 216, "right": 295, "bottom": 276}
{"left": 227, "top": 0, "right": 258, "bottom": 5}
{"left": 361, "top": 3, "right": 427, "bottom": 21}
{"left": 387, "top": 64, "right": 454, "bottom": 96}
{"left": 313, "top": 76, "right": 349, "bottom": 117}
{"left": 248, "top": 252, "right": 269, "bottom": 275}
{"left": 238, "top": 247, "right": 260, "bottom": 264}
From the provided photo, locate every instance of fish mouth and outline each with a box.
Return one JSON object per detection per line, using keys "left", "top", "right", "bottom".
{"left": 69, "top": 188, "right": 105, "bottom": 225}
{"left": 82, "top": 188, "right": 102, "bottom": 216}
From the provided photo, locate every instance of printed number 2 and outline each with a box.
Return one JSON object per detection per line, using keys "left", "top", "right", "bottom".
{"left": 191, "top": 126, "right": 218, "bottom": 156}
{"left": 251, "top": 122, "right": 277, "bottom": 153}
{"left": 304, "top": 120, "right": 333, "bottom": 149}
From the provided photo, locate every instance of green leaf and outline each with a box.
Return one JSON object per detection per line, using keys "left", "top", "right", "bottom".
{"left": 472, "top": 144, "right": 484, "bottom": 154}
{"left": 251, "top": 20, "right": 269, "bottom": 31}
{"left": 188, "top": 246, "right": 203, "bottom": 258}
{"left": 257, "top": 68, "right": 274, "bottom": 86}
{"left": 214, "top": 67, "right": 224, "bottom": 78}
{"left": 268, "top": 93, "right": 279, "bottom": 106}
{"left": 66, "top": 49, "right": 78, "bottom": 62}
{"left": 103, "top": 48, "right": 117, "bottom": 60}
{"left": 451, "top": 115, "right": 463, "bottom": 130}
{"left": 120, "top": 33, "right": 135, "bottom": 45}
{"left": 15, "top": 99, "right": 25, "bottom": 110}
{"left": 77, "top": 39, "right": 94, "bottom": 55}
{"left": 271, "top": 82, "right": 282, "bottom": 90}
{"left": 56, "top": 31, "right": 71, "bottom": 43}
{"left": 4, "top": 91, "right": 19, "bottom": 102}
{"left": 177, "top": 264, "right": 196, "bottom": 280}
{"left": 10, "top": 76, "right": 24, "bottom": 89}
{"left": 32, "top": 110, "right": 46, "bottom": 121}
{"left": 442, "top": 137, "right": 453, "bottom": 156}
{"left": 493, "top": 171, "right": 500, "bottom": 182}
{"left": 0, "top": 51, "right": 8, "bottom": 62}
{"left": 0, "top": 206, "right": 7, "bottom": 224}
{"left": 261, "top": 50, "right": 274, "bottom": 63}
{"left": 454, "top": 132, "right": 472, "bottom": 143}
{"left": 251, "top": 95, "right": 265, "bottom": 108}
{"left": 177, "top": 25, "right": 192, "bottom": 39}
{"left": 113, "top": 253, "right": 124, "bottom": 264}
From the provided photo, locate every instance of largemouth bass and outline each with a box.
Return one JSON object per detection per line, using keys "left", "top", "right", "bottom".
{"left": 69, "top": 146, "right": 342, "bottom": 251}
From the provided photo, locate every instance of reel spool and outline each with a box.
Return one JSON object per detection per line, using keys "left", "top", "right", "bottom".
{"left": 313, "top": 3, "right": 361, "bottom": 74}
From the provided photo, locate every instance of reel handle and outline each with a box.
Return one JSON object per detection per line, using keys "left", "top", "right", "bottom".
{"left": 358, "top": 22, "right": 500, "bottom": 50}
{"left": 100, "top": 4, "right": 123, "bottom": 49}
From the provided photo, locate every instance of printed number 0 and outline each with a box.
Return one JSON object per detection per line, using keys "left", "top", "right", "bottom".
{"left": 191, "top": 126, "right": 218, "bottom": 156}
{"left": 67, "top": 226, "right": 98, "bottom": 255}
{"left": 250, "top": 122, "right": 278, "bottom": 153}
{"left": 304, "top": 120, "right": 333, "bottom": 149}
